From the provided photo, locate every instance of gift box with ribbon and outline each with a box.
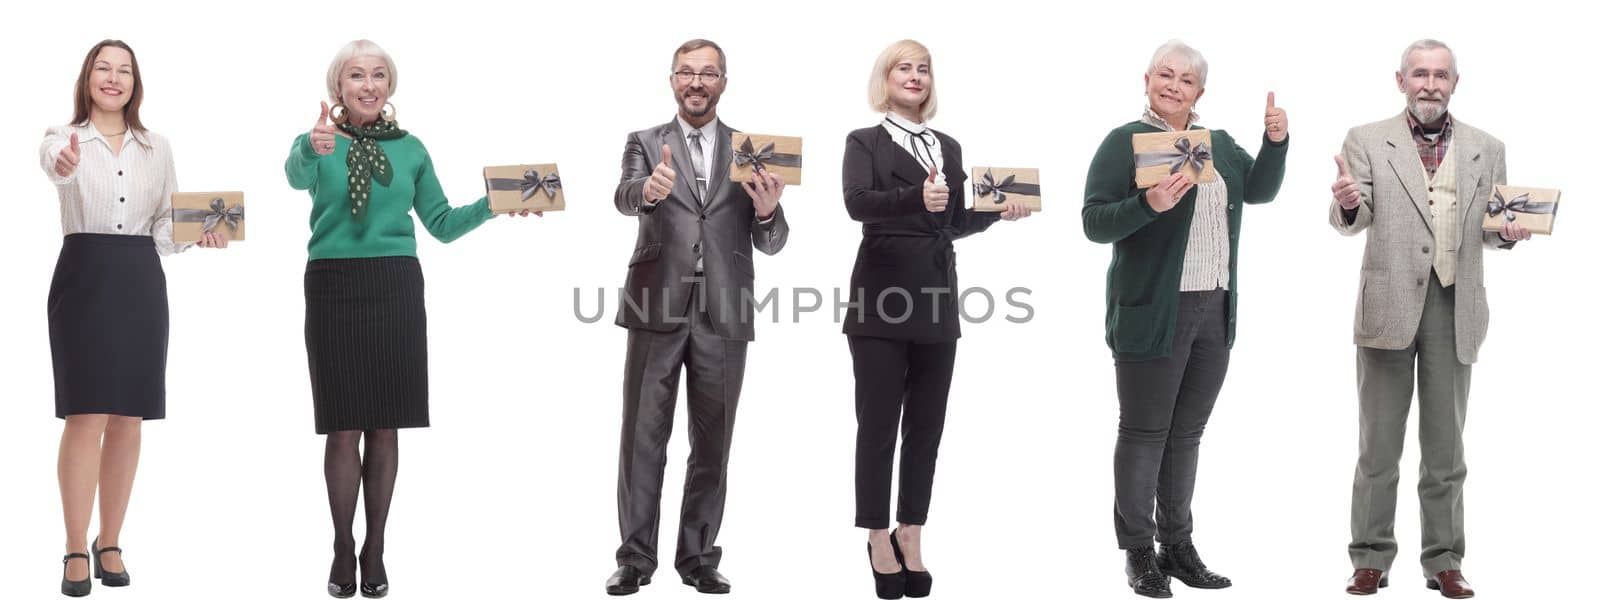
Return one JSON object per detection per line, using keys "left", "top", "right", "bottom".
{"left": 969, "top": 167, "right": 1042, "bottom": 212}
{"left": 484, "top": 164, "right": 565, "bottom": 214}
{"left": 728, "top": 133, "right": 802, "bottom": 185}
{"left": 1483, "top": 185, "right": 1560, "bottom": 235}
{"left": 171, "top": 191, "right": 245, "bottom": 242}
{"left": 1131, "top": 129, "right": 1217, "bottom": 189}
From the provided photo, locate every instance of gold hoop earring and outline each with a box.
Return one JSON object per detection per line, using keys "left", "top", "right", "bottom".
{"left": 331, "top": 103, "right": 350, "bottom": 125}
{"left": 381, "top": 102, "right": 397, "bottom": 123}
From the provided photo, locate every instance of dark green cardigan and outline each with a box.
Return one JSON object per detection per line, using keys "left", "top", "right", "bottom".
{"left": 1082, "top": 122, "right": 1288, "bottom": 361}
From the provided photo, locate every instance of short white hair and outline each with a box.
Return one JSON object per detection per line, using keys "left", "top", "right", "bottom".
{"left": 1147, "top": 39, "right": 1208, "bottom": 87}
{"left": 1399, "top": 39, "right": 1457, "bottom": 77}
{"left": 325, "top": 39, "right": 397, "bottom": 103}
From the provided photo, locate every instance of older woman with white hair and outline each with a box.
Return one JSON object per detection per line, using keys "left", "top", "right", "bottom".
{"left": 284, "top": 39, "right": 533, "bottom": 599}
{"left": 842, "top": 39, "right": 1031, "bottom": 600}
{"left": 1081, "top": 40, "right": 1288, "bottom": 598}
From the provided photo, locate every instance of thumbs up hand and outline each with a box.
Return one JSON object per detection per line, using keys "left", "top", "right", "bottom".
{"left": 310, "top": 101, "right": 338, "bottom": 155}
{"left": 644, "top": 144, "right": 676, "bottom": 205}
{"left": 54, "top": 132, "right": 82, "bottom": 178}
{"left": 1264, "top": 91, "right": 1288, "bottom": 143}
{"left": 1332, "top": 155, "right": 1361, "bottom": 210}
{"left": 922, "top": 163, "right": 949, "bottom": 212}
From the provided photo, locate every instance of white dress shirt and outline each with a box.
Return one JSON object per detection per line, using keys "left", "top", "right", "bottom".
{"left": 40, "top": 122, "right": 188, "bottom": 255}
{"left": 881, "top": 112, "right": 944, "bottom": 184}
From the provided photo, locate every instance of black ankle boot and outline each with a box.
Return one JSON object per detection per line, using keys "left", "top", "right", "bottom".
{"left": 1158, "top": 541, "right": 1232, "bottom": 589}
{"left": 1125, "top": 547, "right": 1172, "bottom": 599}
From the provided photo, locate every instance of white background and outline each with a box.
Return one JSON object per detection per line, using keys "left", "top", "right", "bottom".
{"left": 2, "top": 1, "right": 1594, "bottom": 598}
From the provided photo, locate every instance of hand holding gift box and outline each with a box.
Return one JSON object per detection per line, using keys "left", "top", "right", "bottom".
{"left": 970, "top": 167, "right": 1042, "bottom": 212}
{"left": 484, "top": 164, "right": 564, "bottom": 215}
{"left": 171, "top": 192, "right": 244, "bottom": 244}
{"left": 1132, "top": 129, "right": 1216, "bottom": 189}
{"left": 729, "top": 133, "right": 802, "bottom": 185}
{"left": 1483, "top": 185, "right": 1560, "bottom": 235}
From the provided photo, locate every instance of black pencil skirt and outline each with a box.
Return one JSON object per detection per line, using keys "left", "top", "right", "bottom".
{"left": 49, "top": 234, "right": 169, "bottom": 420}
{"left": 304, "top": 256, "right": 430, "bottom": 434}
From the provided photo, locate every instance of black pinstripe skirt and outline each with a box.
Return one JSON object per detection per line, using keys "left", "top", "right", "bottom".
{"left": 48, "top": 234, "right": 168, "bottom": 419}
{"left": 304, "top": 256, "right": 429, "bottom": 434}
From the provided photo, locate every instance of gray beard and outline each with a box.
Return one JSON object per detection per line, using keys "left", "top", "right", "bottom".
{"left": 1409, "top": 98, "right": 1448, "bottom": 125}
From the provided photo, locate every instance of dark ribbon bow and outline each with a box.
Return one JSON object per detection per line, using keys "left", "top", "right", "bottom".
{"left": 488, "top": 169, "right": 562, "bottom": 202}
{"left": 173, "top": 197, "right": 245, "bottom": 234}
{"left": 1135, "top": 136, "right": 1212, "bottom": 175}
{"left": 732, "top": 138, "right": 802, "bottom": 174}
{"left": 733, "top": 138, "right": 776, "bottom": 173}
{"left": 971, "top": 169, "right": 1041, "bottom": 204}
{"left": 1487, "top": 189, "right": 1556, "bottom": 222}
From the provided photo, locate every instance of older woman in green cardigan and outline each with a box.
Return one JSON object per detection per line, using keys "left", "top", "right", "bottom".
{"left": 1082, "top": 39, "right": 1288, "bottom": 599}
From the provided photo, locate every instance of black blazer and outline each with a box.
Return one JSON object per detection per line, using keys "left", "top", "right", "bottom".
{"left": 613, "top": 118, "right": 790, "bottom": 341}
{"left": 841, "top": 125, "right": 1000, "bottom": 342}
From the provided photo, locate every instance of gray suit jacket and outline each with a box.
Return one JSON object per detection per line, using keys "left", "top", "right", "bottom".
{"left": 613, "top": 118, "right": 789, "bottom": 341}
{"left": 1328, "top": 112, "right": 1513, "bottom": 364}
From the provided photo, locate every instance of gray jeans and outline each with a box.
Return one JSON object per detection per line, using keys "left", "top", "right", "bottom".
{"left": 1112, "top": 289, "right": 1230, "bottom": 549}
{"left": 1350, "top": 272, "right": 1471, "bottom": 574}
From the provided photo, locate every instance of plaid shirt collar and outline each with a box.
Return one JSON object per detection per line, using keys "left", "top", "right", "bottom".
{"left": 1406, "top": 111, "right": 1453, "bottom": 145}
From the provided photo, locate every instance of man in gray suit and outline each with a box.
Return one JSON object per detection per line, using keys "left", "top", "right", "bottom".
{"left": 605, "top": 38, "right": 789, "bottom": 596}
{"left": 1329, "top": 39, "right": 1531, "bottom": 599}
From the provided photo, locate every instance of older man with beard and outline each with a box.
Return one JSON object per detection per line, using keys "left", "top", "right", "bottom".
{"left": 1329, "top": 39, "right": 1532, "bottom": 599}
{"left": 604, "top": 38, "right": 789, "bottom": 596}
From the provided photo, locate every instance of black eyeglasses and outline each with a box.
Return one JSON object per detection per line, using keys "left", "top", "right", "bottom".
{"left": 672, "top": 71, "right": 724, "bottom": 84}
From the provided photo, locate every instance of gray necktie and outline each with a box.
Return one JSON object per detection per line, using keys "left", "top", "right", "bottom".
{"left": 687, "top": 130, "right": 708, "bottom": 204}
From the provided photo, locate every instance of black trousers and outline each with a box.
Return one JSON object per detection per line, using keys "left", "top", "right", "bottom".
{"left": 849, "top": 335, "right": 958, "bottom": 530}
{"left": 615, "top": 294, "right": 749, "bottom": 576}
{"left": 1112, "top": 290, "right": 1230, "bottom": 549}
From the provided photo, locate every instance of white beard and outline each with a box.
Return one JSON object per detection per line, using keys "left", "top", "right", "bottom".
{"left": 1409, "top": 98, "right": 1448, "bottom": 124}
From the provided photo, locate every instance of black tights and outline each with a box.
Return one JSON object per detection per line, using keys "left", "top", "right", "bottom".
{"left": 325, "top": 429, "right": 398, "bottom": 586}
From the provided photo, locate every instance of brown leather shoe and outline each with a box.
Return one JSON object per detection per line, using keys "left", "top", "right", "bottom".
{"left": 1346, "top": 568, "right": 1388, "bottom": 595}
{"left": 1426, "top": 570, "right": 1474, "bottom": 599}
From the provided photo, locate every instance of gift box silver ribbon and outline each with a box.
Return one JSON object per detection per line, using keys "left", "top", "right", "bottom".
{"left": 1487, "top": 189, "right": 1557, "bottom": 222}
{"left": 1134, "top": 136, "right": 1211, "bottom": 175}
{"left": 172, "top": 197, "right": 244, "bottom": 234}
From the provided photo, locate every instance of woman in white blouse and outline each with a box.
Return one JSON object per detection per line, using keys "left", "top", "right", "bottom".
{"left": 39, "top": 39, "right": 226, "bottom": 598}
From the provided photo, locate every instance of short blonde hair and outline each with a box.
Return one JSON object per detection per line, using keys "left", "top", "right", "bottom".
{"left": 325, "top": 39, "right": 397, "bottom": 103}
{"left": 868, "top": 40, "right": 937, "bottom": 121}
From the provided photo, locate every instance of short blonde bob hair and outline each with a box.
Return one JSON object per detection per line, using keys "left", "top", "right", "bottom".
{"left": 325, "top": 39, "right": 397, "bottom": 103}
{"left": 868, "top": 40, "right": 937, "bottom": 121}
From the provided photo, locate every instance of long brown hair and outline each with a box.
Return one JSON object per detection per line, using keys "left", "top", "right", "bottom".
{"left": 71, "top": 39, "right": 145, "bottom": 132}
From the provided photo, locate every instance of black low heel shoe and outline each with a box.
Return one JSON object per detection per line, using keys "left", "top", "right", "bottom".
{"left": 360, "top": 581, "right": 389, "bottom": 598}
{"left": 888, "top": 530, "right": 932, "bottom": 598}
{"left": 868, "top": 542, "right": 906, "bottom": 599}
{"left": 91, "top": 537, "right": 130, "bottom": 587}
{"left": 62, "top": 553, "right": 91, "bottom": 597}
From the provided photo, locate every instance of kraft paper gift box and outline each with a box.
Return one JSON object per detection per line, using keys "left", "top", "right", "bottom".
{"left": 171, "top": 192, "right": 245, "bottom": 242}
{"left": 970, "top": 167, "right": 1042, "bottom": 212}
{"left": 1483, "top": 185, "right": 1560, "bottom": 235}
{"left": 728, "top": 133, "right": 803, "bottom": 185}
{"left": 484, "top": 164, "right": 565, "bottom": 214}
{"left": 1131, "top": 129, "right": 1217, "bottom": 189}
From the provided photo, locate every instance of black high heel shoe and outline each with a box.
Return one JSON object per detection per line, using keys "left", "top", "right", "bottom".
{"left": 91, "top": 537, "right": 130, "bottom": 587}
{"left": 889, "top": 529, "right": 932, "bottom": 598}
{"left": 329, "top": 551, "right": 357, "bottom": 599}
{"left": 868, "top": 542, "right": 906, "bottom": 599}
{"left": 359, "top": 549, "right": 389, "bottom": 598}
{"left": 61, "top": 553, "right": 91, "bottom": 597}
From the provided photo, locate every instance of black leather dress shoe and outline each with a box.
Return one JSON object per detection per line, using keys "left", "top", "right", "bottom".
{"left": 606, "top": 565, "right": 651, "bottom": 596}
{"left": 1158, "top": 541, "right": 1232, "bottom": 589}
{"left": 680, "top": 565, "right": 732, "bottom": 594}
{"left": 359, "top": 581, "right": 389, "bottom": 598}
{"left": 92, "top": 537, "right": 130, "bottom": 587}
{"left": 1125, "top": 547, "right": 1173, "bottom": 599}
{"left": 61, "top": 553, "right": 91, "bottom": 597}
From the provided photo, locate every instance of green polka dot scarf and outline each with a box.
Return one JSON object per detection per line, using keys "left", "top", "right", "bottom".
{"left": 338, "top": 119, "right": 408, "bottom": 221}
